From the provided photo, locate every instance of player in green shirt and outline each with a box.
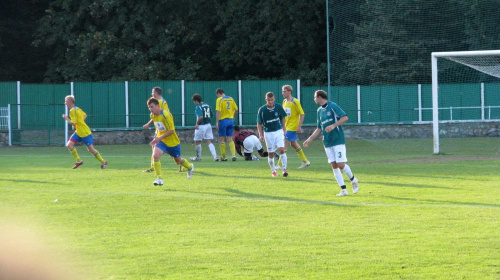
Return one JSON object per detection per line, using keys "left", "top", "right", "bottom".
{"left": 257, "top": 92, "right": 288, "bottom": 177}
{"left": 303, "top": 90, "right": 359, "bottom": 196}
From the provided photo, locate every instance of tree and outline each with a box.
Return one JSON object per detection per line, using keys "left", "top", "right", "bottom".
{"left": 0, "top": 0, "right": 51, "bottom": 82}
{"left": 340, "top": 0, "right": 469, "bottom": 85}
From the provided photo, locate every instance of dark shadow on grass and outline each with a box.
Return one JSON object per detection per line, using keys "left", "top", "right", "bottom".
{"left": 382, "top": 195, "right": 500, "bottom": 208}
{"left": 0, "top": 178, "right": 65, "bottom": 185}
{"left": 364, "top": 180, "right": 459, "bottom": 190}
{"left": 160, "top": 187, "right": 351, "bottom": 206}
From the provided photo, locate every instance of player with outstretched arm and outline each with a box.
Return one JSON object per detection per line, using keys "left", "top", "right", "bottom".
{"left": 303, "top": 90, "right": 359, "bottom": 196}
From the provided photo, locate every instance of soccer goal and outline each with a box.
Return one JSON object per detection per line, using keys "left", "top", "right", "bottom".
{"left": 431, "top": 50, "right": 500, "bottom": 154}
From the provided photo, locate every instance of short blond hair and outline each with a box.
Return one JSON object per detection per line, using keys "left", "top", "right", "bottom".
{"left": 282, "top": 85, "right": 293, "bottom": 92}
{"left": 65, "top": 95, "right": 75, "bottom": 104}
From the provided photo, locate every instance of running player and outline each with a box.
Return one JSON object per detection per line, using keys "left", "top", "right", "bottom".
{"left": 62, "top": 95, "right": 107, "bottom": 169}
{"left": 147, "top": 97, "right": 193, "bottom": 186}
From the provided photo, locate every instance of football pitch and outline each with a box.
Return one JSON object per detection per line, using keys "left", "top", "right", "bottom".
{"left": 1, "top": 138, "right": 499, "bottom": 279}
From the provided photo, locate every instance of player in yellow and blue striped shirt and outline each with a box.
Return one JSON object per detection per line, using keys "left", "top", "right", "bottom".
{"left": 143, "top": 86, "right": 170, "bottom": 172}
{"left": 279, "top": 84, "right": 310, "bottom": 169}
{"left": 62, "top": 95, "right": 107, "bottom": 169}
{"left": 215, "top": 88, "right": 238, "bottom": 161}
{"left": 147, "top": 97, "right": 193, "bottom": 186}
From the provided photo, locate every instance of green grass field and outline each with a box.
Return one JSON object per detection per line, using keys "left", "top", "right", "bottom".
{"left": 1, "top": 138, "right": 499, "bottom": 279}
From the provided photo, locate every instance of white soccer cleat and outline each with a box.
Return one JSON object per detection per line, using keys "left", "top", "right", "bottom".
{"left": 298, "top": 161, "right": 311, "bottom": 169}
{"left": 336, "top": 189, "right": 348, "bottom": 197}
{"left": 251, "top": 155, "right": 260, "bottom": 161}
{"left": 352, "top": 178, "right": 359, "bottom": 194}
{"left": 190, "top": 157, "right": 201, "bottom": 161}
{"left": 153, "top": 178, "right": 164, "bottom": 186}
{"left": 187, "top": 164, "right": 194, "bottom": 179}
{"left": 275, "top": 165, "right": 282, "bottom": 170}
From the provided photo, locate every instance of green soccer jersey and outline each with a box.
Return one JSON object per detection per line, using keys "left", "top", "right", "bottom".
{"left": 317, "top": 101, "right": 347, "bottom": 147}
{"left": 257, "top": 104, "right": 287, "bottom": 132}
{"left": 195, "top": 102, "right": 213, "bottom": 125}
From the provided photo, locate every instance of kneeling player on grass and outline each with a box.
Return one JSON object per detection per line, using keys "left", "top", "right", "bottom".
{"left": 147, "top": 97, "right": 194, "bottom": 186}
{"left": 62, "top": 95, "right": 107, "bottom": 169}
{"left": 303, "top": 90, "right": 359, "bottom": 197}
{"left": 233, "top": 126, "right": 268, "bottom": 161}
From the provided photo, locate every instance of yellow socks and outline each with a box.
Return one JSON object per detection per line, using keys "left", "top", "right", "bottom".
{"left": 181, "top": 159, "right": 192, "bottom": 170}
{"left": 93, "top": 151, "right": 105, "bottom": 164}
{"left": 154, "top": 160, "right": 162, "bottom": 177}
{"left": 229, "top": 141, "right": 236, "bottom": 157}
{"left": 219, "top": 143, "right": 227, "bottom": 159}
{"left": 69, "top": 148, "right": 81, "bottom": 162}
{"left": 296, "top": 147, "right": 308, "bottom": 163}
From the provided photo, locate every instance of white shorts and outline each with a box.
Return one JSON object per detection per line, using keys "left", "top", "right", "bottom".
{"left": 193, "top": 123, "right": 214, "bottom": 141}
{"left": 324, "top": 144, "right": 348, "bottom": 163}
{"left": 243, "top": 135, "right": 263, "bottom": 154}
{"left": 264, "top": 130, "right": 285, "bottom": 153}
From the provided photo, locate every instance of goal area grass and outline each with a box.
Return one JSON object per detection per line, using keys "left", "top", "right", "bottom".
{"left": 0, "top": 137, "right": 499, "bottom": 279}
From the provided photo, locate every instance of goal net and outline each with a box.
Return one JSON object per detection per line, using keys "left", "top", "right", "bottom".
{"left": 431, "top": 50, "right": 500, "bottom": 154}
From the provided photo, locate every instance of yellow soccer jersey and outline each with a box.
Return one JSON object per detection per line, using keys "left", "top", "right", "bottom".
{"left": 158, "top": 98, "right": 170, "bottom": 112}
{"left": 151, "top": 109, "right": 180, "bottom": 147}
{"left": 282, "top": 98, "right": 305, "bottom": 132}
{"left": 69, "top": 106, "right": 92, "bottom": 137}
{"left": 216, "top": 96, "right": 238, "bottom": 120}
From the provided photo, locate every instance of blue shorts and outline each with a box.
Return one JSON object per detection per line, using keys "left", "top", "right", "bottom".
{"left": 285, "top": 131, "right": 298, "bottom": 142}
{"left": 70, "top": 133, "right": 94, "bottom": 146}
{"left": 218, "top": 119, "right": 234, "bottom": 137}
{"left": 156, "top": 142, "right": 181, "bottom": 158}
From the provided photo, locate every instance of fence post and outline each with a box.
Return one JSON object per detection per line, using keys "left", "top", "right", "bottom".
{"left": 357, "top": 85, "right": 361, "bottom": 123}
{"left": 17, "top": 81, "right": 21, "bottom": 130}
{"left": 481, "top": 83, "right": 485, "bottom": 121}
{"left": 238, "top": 80, "right": 242, "bottom": 125}
{"left": 125, "top": 81, "right": 129, "bottom": 128}
{"left": 181, "top": 80, "right": 185, "bottom": 127}
{"left": 297, "top": 79, "right": 301, "bottom": 102}
{"left": 8, "top": 104, "right": 12, "bottom": 146}
{"left": 418, "top": 84, "right": 422, "bottom": 122}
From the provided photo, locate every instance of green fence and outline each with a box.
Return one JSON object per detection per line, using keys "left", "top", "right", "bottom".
{"left": 1, "top": 80, "right": 499, "bottom": 144}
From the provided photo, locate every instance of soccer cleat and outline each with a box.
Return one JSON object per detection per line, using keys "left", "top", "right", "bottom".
{"left": 352, "top": 178, "right": 359, "bottom": 194}
{"left": 232, "top": 156, "right": 237, "bottom": 161}
{"left": 214, "top": 157, "right": 221, "bottom": 162}
{"left": 190, "top": 157, "right": 202, "bottom": 161}
{"left": 275, "top": 165, "right": 282, "bottom": 170}
{"left": 220, "top": 158, "right": 228, "bottom": 162}
{"left": 283, "top": 169, "right": 288, "bottom": 177}
{"left": 143, "top": 168, "right": 155, "bottom": 173}
{"left": 187, "top": 164, "right": 194, "bottom": 179}
{"left": 251, "top": 155, "right": 260, "bottom": 161}
{"left": 298, "top": 161, "right": 311, "bottom": 169}
{"left": 72, "top": 161, "right": 83, "bottom": 169}
{"left": 271, "top": 171, "right": 278, "bottom": 177}
{"left": 153, "top": 178, "right": 164, "bottom": 186}
{"left": 336, "top": 189, "right": 349, "bottom": 197}
{"left": 101, "top": 161, "right": 108, "bottom": 169}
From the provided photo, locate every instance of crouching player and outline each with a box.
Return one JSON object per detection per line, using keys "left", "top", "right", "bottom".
{"left": 147, "top": 97, "right": 194, "bottom": 186}
{"left": 233, "top": 126, "right": 268, "bottom": 161}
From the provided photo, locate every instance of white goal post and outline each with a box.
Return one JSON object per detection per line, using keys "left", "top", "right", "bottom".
{"left": 431, "top": 50, "right": 500, "bottom": 154}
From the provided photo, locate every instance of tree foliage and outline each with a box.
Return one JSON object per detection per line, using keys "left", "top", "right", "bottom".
{"left": 2, "top": 1, "right": 500, "bottom": 85}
